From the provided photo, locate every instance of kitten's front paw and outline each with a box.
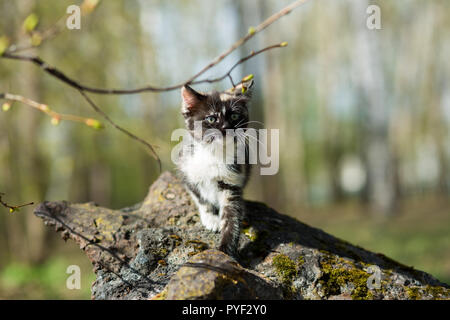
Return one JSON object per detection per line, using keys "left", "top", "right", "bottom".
{"left": 200, "top": 213, "right": 221, "bottom": 233}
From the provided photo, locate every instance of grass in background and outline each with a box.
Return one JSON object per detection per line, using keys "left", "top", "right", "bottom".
{"left": 0, "top": 241, "right": 95, "bottom": 299}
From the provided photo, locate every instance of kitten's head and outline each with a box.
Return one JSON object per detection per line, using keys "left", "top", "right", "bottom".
{"left": 181, "top": 80, "right": 253, "bottom": 143}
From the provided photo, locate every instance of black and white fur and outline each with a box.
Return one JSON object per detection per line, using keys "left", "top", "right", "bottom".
{"left": 177, "top": 81, "right": 253, "bottom": 257}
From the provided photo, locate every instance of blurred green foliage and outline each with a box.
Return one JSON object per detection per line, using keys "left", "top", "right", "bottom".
{"left": 0, "top": 255, "right": 95, "bottom": 299}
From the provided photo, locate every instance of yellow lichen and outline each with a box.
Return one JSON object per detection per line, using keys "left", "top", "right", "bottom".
{"left": 157, "top": 259, "right": 167, "bottom": 266}
{"left": 151, "top": 288, "right": 167, "bottom": 300}
{"left": 169, "top": 234, "right": 181, "bottom": 241}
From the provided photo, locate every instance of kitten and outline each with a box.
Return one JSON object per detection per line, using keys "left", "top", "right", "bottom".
{"left": 177, "top": 80, "right": 254, "bottom": 257}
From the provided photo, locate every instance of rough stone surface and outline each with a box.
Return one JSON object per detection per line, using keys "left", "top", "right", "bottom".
{"left": 165, "top": 249, "right": 283, "bottom": 300}
{"left": 34, "top": 171, "right": 450, "bottom": 300}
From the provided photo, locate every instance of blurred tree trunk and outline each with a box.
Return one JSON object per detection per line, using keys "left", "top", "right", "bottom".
{"left": 4, "top": 0, "right": 49, "bottom": 263}
{"left": 434, "top": 17, "right": 449, "bottom": 196}
{"left": 316, "top": 3, "right": 345, "bottom": 203}
{"left": 234, "top": 1, "right": 288, "bottom": 211}
{"left": 18, "top": 0, "right": 49, "bottom": 263}
{"left": 351, "top": 1, "right": 397, "bottom": 216}
{"left": 434, "top": 86, "right": 449, "bottom": 196}
{"left": 233, "top": 1, "right": 274, "bottom": 206}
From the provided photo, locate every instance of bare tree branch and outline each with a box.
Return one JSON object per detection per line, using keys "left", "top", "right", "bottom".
{"left": 0, "top": 0, "right": 308, "bottom": 95}
{"left": 0, "top": 92, "right": 103, "bottom": 128}
{"left": 78, "top": 90, "right": 162, "bottom": 171}
{"left": 0, "top": 0, "right": 309, "bottom": 168}
{"left": 195, "top": 42, "right": 288, "bottom": 87}
{"left": 0, "top": 192, "right": 34, "bottom": 213}
{"left": 185, "top": 0, "right": 307, "bottom": 86}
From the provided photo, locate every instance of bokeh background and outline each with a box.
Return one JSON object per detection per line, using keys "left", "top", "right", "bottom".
{"left": 0, "top": 0, "right": 449, "bottom": 299}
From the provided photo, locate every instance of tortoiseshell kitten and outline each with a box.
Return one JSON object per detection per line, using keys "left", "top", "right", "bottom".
{"left": 177, "top": 80, "right": 253, "bottom": 257}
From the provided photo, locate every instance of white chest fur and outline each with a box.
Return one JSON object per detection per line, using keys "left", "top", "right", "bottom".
{"left": 179, "top": 141, "right": 243, "bottom": 205}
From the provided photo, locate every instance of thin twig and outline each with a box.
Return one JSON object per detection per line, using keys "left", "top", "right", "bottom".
{"left": 195, "top": 42, "right": 288, "bottom": 86}
{"left": 78, "top": 90, "right": 162, "bottom": 171}
{"left": 5, "top": 16, "right": 66, "bottom": 54}
{"left": 0, "top": 92, "right": 160, "bottom": 169}
{"left": 184, "top": 0, "right": 307, "bottom": 84}
{"left": 0, "top": 92, "right": 103, "bottom": 128}
{"left": 0, "top": 192, "right": 34, "bottom": 213}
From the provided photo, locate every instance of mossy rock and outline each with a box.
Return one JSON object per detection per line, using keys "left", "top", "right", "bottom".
{"left": 34, "top": 172, "right": 450, "bottom": 300}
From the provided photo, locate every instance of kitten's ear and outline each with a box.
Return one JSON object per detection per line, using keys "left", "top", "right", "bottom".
{"left": 232, "top": 79, "right": 254, "bottom": 98}
{"left": 181, "top": 85, "right": 206, "bottom": 114}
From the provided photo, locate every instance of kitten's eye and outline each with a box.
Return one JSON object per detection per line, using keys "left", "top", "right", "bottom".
{"left": 205, "top": 116, "right": 216, "bottom": 124}
{"left": 231, "top": 113, "right": 240, "bottom": 121}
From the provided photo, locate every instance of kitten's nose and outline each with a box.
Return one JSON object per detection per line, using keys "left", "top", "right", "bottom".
{"left": 221, "top": 121, "right": 231, "bottom": 130}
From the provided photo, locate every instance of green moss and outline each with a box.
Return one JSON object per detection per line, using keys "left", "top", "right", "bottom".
{"left": 271, "top": 254, "right": 308, "bottom": 298}
{"left": 407, "top": 285, "right": 450, "bottom": 300}
{"left": 320, "top": 259, "right": 374, "bottom": 300}
{"left": 406, "top": 286, "right": 421, "bottom": 300}
{"left": 241, "top": 230, "right": 270, "bottom": 264}
{"left": 242, "top": 227, "right": 258, "bottom": 241}
{"left": 319, "top": 249, "right": 331, "bottom": 256}
{"left": 424, "top": 285, "right": 450, "bottom": 299}
{"left": 272, "top": 254, "right": 297, "bottom": 285}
